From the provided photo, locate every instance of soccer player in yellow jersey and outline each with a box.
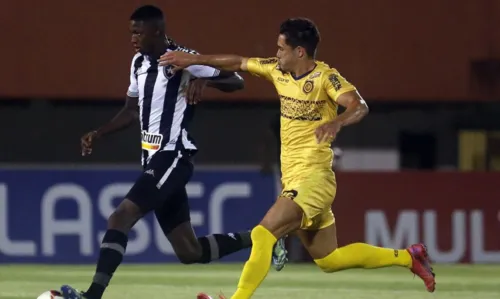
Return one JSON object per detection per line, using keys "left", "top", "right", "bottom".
{"left": 160, "top": 18, "right": 436, "bottom": 298}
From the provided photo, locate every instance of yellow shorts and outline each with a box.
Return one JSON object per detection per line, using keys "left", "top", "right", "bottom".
{"left": 280, "top": 171, "right": 337, "bottom": 230}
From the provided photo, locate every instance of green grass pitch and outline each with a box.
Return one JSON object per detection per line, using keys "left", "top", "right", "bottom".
{"left": 0, "top": 263, "right": 499, "bottom": 299}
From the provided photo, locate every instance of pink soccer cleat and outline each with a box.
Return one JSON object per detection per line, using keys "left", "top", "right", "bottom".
{"left": 407, "top": 243, "right": 436, "bottom": 292}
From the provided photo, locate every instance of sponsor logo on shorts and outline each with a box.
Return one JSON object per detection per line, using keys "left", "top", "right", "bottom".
{"left": 141, "top": 131, "right": 163, "bottom": 151}
{"left": 281, "top": 189, "right": 298, "bottom": 200}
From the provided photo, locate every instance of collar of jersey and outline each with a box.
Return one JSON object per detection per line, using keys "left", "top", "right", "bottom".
{"left": 291, "top": 63, "right": 318, "bottom": 81}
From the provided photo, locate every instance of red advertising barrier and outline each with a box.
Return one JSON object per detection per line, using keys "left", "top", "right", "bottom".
{"left": 1, "top": 0, "right": 500, "bottom": 100}
{"left": 300, "top": 172, "right": 500, "bottom": 264}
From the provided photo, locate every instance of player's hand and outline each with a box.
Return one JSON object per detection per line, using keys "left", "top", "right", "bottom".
{"left": 158, "top": 51, "right": 197, "bottom": 70}
{"left": 186, "top": 78, "right": 207, "bottom": 105}
{"left": 80, "top": 130, "right": 98, "bottom": 156}
{"left": 315, "top": 121, "right": 342, "bottom": 144}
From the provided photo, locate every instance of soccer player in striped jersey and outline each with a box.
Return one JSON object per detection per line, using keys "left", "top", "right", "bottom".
{"left": 60, "top": 5, "right": 287, "bottom": 299}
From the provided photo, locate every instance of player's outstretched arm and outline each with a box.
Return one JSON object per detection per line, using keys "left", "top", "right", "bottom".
{"left": 205, "top": 71, "right": 244, "bottom": 92}
{"left": 159, "top": 52, "right": 249, "bottom": 72}
{"left": 184, "top": 73, "right": 243, "bottom": 105}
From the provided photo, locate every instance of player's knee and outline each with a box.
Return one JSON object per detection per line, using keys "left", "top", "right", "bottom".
{"left": 107, "top": 210, "right": 130, "bottom": 231}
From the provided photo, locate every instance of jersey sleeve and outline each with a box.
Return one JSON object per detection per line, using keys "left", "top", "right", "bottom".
{"left": 246, "top": 57, "right": 278, "bottom": 81}
{"left": 176, "top": 46, "right": 222, "bottom": 78}
{"left": 324, "top": 69, "right": 357, "bottom": 102}
{"left": 185, "top": 65, "right": 221, "bottom": 78}
{"left": 127, "top": 54, "right": 141, "bottom": 98}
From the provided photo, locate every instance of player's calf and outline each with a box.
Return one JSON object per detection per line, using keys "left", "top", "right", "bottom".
{"left": 230, "top": 198, "right": 302, "bottom": 298}
{"left": 194, "top": 231, "right": 252, "bottom": 263}
{"left": 175, "top": 242, "right": 203, "bottom": 264}
{"left": 167, "top": 223, "right": 253, "bottom": 264}
{"left": 66, "top": 199, "right": 145, "bottom": 299}
{"left": 169, "top": 227, "right": 286, "bottom": 267}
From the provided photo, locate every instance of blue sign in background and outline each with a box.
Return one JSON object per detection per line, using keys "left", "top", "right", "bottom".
{"left": 0, "top": 167, "right": 277, "bottom": 263}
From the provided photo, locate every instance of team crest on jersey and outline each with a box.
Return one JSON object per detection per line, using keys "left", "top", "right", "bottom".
{"left": 303, "top": 80, "right": 314, "bottom": 94}
{"left": 281, "top": 189, "right": 298, "bottom": 200}
{"left": 141, "top": 131, "right": 163, "bottom": 151}
{"left": 163, "top": 65, "right": 176, "bottom": 79}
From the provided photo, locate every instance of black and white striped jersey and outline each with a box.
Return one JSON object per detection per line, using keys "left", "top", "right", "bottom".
{"left": 127, "top": 43, "right": 221, "bottom": 167}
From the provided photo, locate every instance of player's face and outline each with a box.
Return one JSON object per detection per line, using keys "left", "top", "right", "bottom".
{"left": 276, "top": 34, "right": 299, "bottom": 72}
{"left": 129, "top": 20, "right": 157, "bottom": 54}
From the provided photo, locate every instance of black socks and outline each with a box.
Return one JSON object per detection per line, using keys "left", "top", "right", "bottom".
{"left": 197, "top": 231, "right": 252, "bottom": 263}
{"left": 85, "top": 229, "right": 128, "bottom": 299}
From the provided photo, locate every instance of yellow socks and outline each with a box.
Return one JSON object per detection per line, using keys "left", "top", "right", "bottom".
{"left": 231, "top": 225, "right": 277, "bottom": 299}
{"left": 231, "top": 236, "right": 412, "bottom": 298}
{"left": 314, "top": 242, "right": 412, "bottom": 272}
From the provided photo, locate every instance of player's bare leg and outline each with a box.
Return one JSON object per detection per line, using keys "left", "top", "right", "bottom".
{"left": 163, "top": 221, "right": 253, "bottom": 264}
{"left": 61, "top": 199, "right": 144, "bottom": 299}
{"left": 199, "top": 197, "right": 303, "bottom": 299}
{"left": 296, "top": 223, "right": 436, "bottom": 292}
{"left": 153, "top": 187, "right": 254, "bottom": 264}
{"left": 153, "top": 187, "right": 287, "bottom": 265}
{"left": 165, "top": 222, "right": 287, "bottom": 267}
{"left": 294, "top": 222, "right": 338, "bottom": 259}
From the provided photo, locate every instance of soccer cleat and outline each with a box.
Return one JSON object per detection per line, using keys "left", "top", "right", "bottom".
{"left": 406, "top": 243, "right": 436, "bottom": 292}
{"left": 272, "top": 236, "right": 288, "bottom": 271}
{"left": 60, "top": 285, "right": 87, "bottom": 299}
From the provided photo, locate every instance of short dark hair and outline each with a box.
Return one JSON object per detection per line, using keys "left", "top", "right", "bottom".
{"left": 130, "top": 5, "right": 164, "bottom": 22}
{"left": 279, "top": 18, "right": 320, "bottom": 58}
